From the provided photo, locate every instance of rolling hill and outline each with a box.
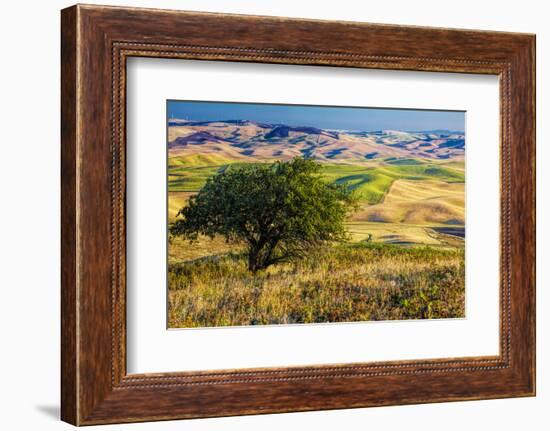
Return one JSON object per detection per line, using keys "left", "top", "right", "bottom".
{"left": 167, "top": 120, "right": 465, "bottom": 162}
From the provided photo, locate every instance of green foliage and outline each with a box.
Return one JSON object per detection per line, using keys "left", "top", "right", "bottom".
{"left": 170, "top": 157, "right": 359, "bottom": 272}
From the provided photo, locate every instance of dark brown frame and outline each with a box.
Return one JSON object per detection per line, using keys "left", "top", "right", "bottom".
{"left": 61, "top": 4, "right": 536, "bottom": 426}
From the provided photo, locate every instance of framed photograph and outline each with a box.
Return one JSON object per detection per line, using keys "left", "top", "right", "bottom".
{"left": 164, "top": 100, "right": 467, "bottom": 329}
{"left": 61, "top": 4, "right": 536, "bottom": 425}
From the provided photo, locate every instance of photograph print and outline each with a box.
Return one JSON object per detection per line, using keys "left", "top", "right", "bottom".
{"left": 167, "top": 101, "right": 466, "bottom": 328}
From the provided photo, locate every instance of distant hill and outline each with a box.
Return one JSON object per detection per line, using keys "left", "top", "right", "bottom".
{"left": 167, "top": 120, "right": 465, "bottom": 162}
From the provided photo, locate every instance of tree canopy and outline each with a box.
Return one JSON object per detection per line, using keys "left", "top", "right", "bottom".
{"left": 170, "top": 157, "right": 358, "bottom": 272}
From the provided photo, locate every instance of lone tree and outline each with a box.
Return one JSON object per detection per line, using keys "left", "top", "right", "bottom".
{"left": 170, "top": 157, "right": 358, "bottom": 273}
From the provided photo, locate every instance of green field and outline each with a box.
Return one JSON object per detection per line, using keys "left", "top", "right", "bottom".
{"left": 167, "top": 154, "right": 465, "bottom": 327}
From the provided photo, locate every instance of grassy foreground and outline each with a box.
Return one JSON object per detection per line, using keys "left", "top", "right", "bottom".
{"left": 168, "top": 243, "right": 465, "bottom": 328}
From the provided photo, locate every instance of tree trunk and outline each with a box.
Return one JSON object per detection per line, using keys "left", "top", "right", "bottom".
{"left": 247, "top": 244, "right": 270, "bottom": 273}
{"left": 248, "top": 249, "right": 260, "bottom": 273}
{"left": 247, "top": 238, "right": 279, "bottom": 273}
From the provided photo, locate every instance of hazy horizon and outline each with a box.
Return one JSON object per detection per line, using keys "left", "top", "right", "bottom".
{"left": 167, "top": 100, "right": 465, "bottom": 133}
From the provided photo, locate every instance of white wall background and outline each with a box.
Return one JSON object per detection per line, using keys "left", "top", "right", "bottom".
{"left": 0, "top": 0, "right": 546, "bottom": 429}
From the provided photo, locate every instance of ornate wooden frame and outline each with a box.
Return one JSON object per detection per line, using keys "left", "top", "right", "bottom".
{"left": 61, "top": 4, "right": 536, "bottom": 425}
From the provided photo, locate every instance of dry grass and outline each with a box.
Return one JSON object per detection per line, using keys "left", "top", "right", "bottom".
{"left": 168, "top": 243, "right": 464, "bottom": 328}
{"left": 345, "top": 222, "right": 464, "bottom": 247}
{"left": 169, "top": 234, "right": 245, "bottom": 264}
{"left": 350, "top": 179, "right": 465, "bottom": 225}
{"left": 168, "top": 191, "right": 195, "bottom": 220}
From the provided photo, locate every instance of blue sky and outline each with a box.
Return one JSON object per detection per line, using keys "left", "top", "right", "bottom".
{"left": 167, "top": 100, "right": 464, "bottom": 132}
